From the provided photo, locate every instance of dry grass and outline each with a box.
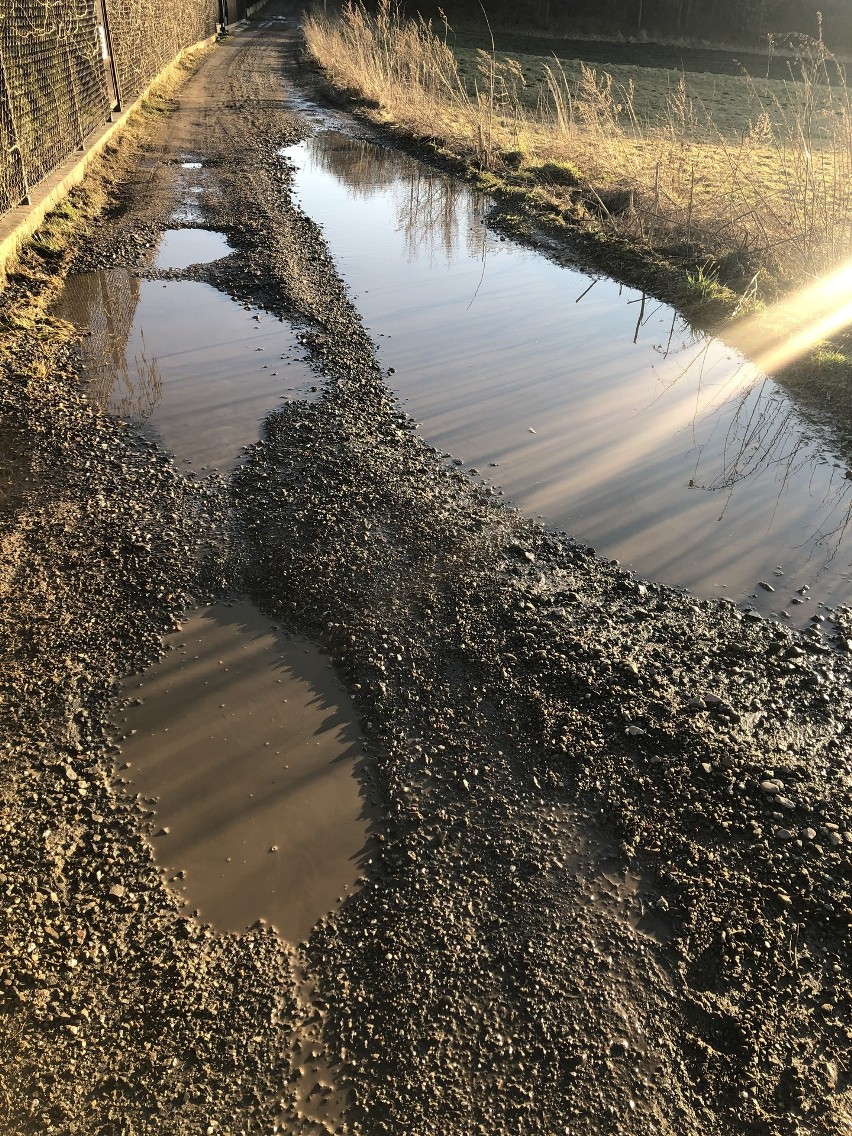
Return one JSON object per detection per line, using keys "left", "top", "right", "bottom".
{"left": 303, "top": 1, "right": 852, "bottom": 290}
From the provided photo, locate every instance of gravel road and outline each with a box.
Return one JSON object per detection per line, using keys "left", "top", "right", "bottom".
{"left": 1, "top": 3, "right": 851, "bottom": 1134}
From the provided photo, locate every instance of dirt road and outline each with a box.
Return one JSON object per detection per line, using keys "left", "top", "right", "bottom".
{"left": 2, "top": 4, "right": 851, "bottom": 1134}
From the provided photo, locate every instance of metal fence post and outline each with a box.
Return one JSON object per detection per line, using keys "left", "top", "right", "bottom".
{"left": 98, "top": 0, "right": 122, "bottom": 112}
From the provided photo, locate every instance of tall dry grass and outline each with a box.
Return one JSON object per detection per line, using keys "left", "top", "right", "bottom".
{"left": 303, "top": 1, "right": 852, "bottom": 287}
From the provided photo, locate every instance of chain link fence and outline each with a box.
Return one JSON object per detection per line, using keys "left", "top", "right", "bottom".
{"left": 0, "top": 0, "right": 217, "bottom": 218}
{"left": 106, "top": 0, "right": 215, "bottom": 107}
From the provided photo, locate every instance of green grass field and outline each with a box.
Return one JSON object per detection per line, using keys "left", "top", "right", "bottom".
{"left": 451, "top": 40, "right": 847, "bottom": 142}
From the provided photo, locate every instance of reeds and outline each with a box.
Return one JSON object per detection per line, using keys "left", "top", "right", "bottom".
{"left": 303, "top": 1, "right": 852, "bottom": 288}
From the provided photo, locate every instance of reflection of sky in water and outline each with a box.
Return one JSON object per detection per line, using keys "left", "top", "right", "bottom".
{"left": 288, "top": 131, "right": 852, "bottom": 622}
{"left": 54, "top": 269, "right": 319, "bottom": 472}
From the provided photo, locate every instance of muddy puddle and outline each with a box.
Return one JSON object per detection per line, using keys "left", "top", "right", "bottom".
{"left": 287, "top": 131, "right": 852, "bottom": 624}
{"left": 113, "top": 601, "right": 370, "bottom": 941}
{"left": 154, "top": 227, "right": 232, "bottom": 270}
{"left": 55, "top": 265, "right": 319, "bottom": 471}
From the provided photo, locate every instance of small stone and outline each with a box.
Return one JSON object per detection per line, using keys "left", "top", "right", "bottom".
{"left": 758, "top": 581, "right": 775, "bottom": 592}
{"left": 108, "top": 884, "right": 125, "bottom": 899}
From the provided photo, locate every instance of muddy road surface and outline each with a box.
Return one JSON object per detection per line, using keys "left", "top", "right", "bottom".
{"left": 2, "top": 3, "right": 852, "bottom": 1134}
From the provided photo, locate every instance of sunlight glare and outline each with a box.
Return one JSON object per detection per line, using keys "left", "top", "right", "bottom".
{"left": 727, "top": 258, "right": 852, "bottom": 375}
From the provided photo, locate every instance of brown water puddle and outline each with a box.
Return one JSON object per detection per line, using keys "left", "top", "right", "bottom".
{"left": 113, "top": 601, "right": 370, "bottom": 942}
{"left": 54, "top": 267, "right": 318, "bottom": 471}
{"left": 287, "top": 131, "right": 852, "bottom": 625}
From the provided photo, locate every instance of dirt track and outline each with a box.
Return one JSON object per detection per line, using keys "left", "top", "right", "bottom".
{"left": 2, "top": 4, "right": 852, "bottom": 1134}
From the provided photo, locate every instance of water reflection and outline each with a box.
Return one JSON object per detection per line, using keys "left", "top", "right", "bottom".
{"left": 55, "top": 269, "right": 164, "bottom": 422}
{"left": 295, "top": 133, "right": 490, "bottom": 266}
{"left": 288, "top": 131, "right": 852, "bottom": 620}
{"left": 54, "top": 266, "right": 320, "bottom": 471}
{"left": 115, "top": 601, "right": 371, "bottom": 941}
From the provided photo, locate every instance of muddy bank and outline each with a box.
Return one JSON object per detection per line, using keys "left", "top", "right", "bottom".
{"left": 2, "top": 4, "right": 852, "bottom": 1135}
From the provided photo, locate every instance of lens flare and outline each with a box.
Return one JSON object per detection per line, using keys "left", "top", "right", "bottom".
{"left": 727, "top": 259, "right": 852, "bottom": 374}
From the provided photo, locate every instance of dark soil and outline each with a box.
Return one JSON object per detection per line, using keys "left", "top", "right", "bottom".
{"left": 2, "top": 3, "right": 852, "bottom": 1135}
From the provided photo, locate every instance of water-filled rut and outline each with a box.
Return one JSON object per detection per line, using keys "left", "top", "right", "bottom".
{"left": 115, "top": 602, "right": 369, "bottom": 941}
{"left": 54, "top": 220, "right": 369, "bottom": 938}
{"left": 286, "top": 130, "right": 852, "bottom": 625}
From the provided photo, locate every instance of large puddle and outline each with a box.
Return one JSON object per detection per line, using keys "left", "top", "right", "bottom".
{"left": 55, "top": 263, "right": 318, "bottom": 471}
{"left": 114, "top": 602, "right": 370, "bottom": 941}
{"left": 287, "top": 131, "right": 852, "bottom": 622}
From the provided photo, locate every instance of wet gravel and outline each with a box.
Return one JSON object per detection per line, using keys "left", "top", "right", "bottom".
{"left": 2, "top": 4, "right": 852, "bottom": 1134}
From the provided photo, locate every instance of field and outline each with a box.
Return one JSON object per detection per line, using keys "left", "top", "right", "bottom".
{"left": 452, "top": 41, "right": 844, "bottom": 141}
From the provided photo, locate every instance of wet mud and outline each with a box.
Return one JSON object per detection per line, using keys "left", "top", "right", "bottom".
{"left": 1, "top": 4, "right": 852, "bottom": 1136}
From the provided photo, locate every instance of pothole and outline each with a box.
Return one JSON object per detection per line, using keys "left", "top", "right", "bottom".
{"left": 54, "top": 269, "right": 320, "bottom": 470}
{"left": 112, "top": 601, "right": 372, "bottom": 942}
{"left": 154, "top": 228, "right": 232, "bottom": 270}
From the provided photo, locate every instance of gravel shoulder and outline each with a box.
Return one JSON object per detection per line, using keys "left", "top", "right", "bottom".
{"left": 2, "top": 4, "right": 852, "bottom": 1135}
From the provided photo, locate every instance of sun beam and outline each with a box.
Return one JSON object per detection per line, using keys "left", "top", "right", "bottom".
{"left": 727, "top": 258, "right": 852, "bottom": 375}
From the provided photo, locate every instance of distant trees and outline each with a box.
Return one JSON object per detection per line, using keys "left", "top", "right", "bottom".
{"left": 402, "top": 0, "right": 852, "bottom": 51}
